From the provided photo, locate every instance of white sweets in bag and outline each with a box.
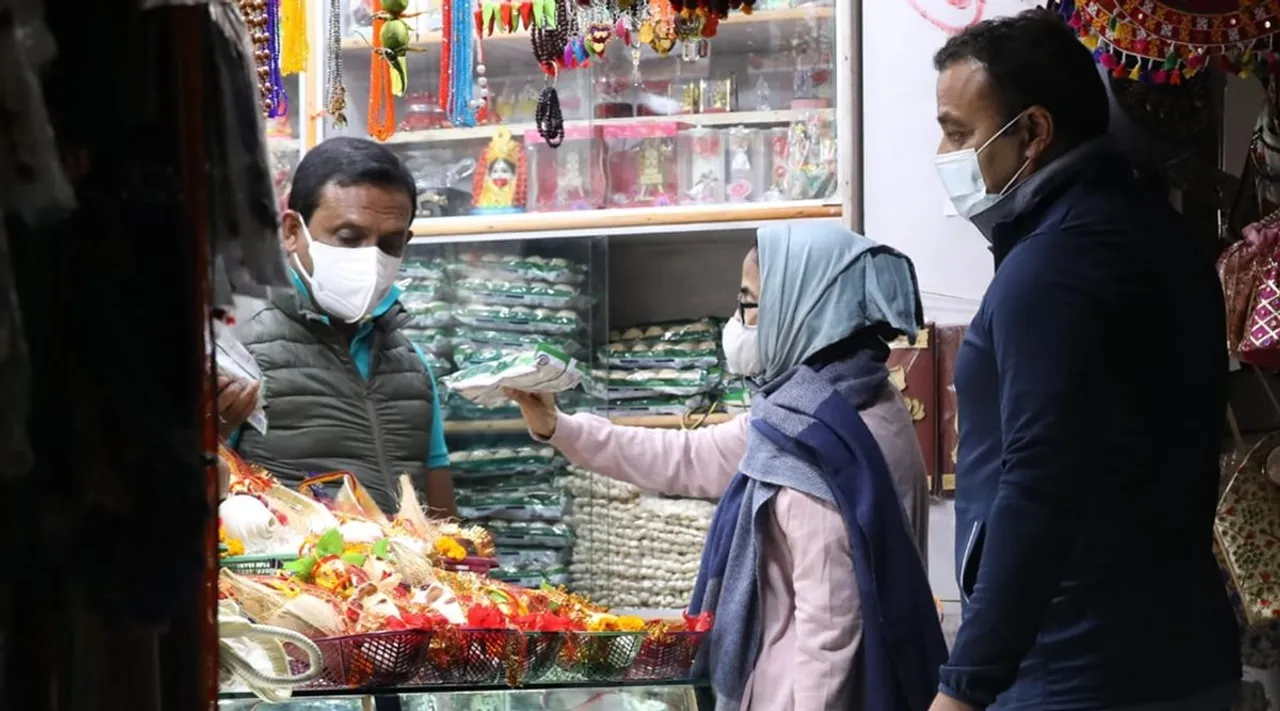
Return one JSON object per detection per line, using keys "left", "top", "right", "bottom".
{"left": 441, "top": 344, "right": 586, "bottom": 408}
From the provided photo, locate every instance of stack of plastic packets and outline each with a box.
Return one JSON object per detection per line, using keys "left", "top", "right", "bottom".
{"left": 597, "top": 318, "right": 725, "bottom": 418}
{"left": 450, "top": 443, "right": 573, "bottom": 588}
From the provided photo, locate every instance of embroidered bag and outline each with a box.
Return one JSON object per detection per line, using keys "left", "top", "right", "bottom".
{"left": 1238, "top": 220, "right": 1280, "bottom": 369}
{"left": 1216, "top": 369, "right": 1280, "bottom": 667}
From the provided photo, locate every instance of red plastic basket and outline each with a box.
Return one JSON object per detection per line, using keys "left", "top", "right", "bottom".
{"left": 293, "top": 630, "right": 430, "bottom": 690}
{"left": 556, "top": 632, "right": 644, "bottom": 682}
{"left": 418, "top": 629, "right": 565, "bottom": 686}
{"left": 624, "top": 630, "right": 706, "bottom": 681}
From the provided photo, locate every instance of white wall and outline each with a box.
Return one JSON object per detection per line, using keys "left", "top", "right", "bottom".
{"left": 862, "top": 0, "right": 1043, "bottom": 325}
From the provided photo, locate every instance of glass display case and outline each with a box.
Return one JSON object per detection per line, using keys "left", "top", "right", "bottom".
{"left": 220, "top": 683, "right": 699, "bottom": 710}
{"left": 317, "top": 0, "right": 842, "bottom": 236}
{"left": 268, "top": 73, "right": 306, "bottom": 199}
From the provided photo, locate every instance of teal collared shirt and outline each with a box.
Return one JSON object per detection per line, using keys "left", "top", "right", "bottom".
{"left": 228, "top": 270, "right": 449, "bottom": 469}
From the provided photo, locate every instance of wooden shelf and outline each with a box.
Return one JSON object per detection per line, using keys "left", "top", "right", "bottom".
{"left": 410, "top": 200, "right": 839, "bottom": 240}
{"left": 341, "top": 6, "right": 833, "bottom": 51}
{"left": 444, "top": 412, "right": 735, "bottom": 436}
{"left": 385, "top": 108, "right": 832, "bottom": 146}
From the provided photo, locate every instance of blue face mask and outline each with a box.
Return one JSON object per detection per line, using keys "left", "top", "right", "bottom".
{"left": 933, "top": 112, "right": 1032, "bottom": 220}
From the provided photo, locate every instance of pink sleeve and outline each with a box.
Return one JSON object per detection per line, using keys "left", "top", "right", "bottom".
{"left": 543, "top": 412, "right": 748, "bottom": 499}
{"left": 776, "top": 488, "right": 862, "bottom": 710}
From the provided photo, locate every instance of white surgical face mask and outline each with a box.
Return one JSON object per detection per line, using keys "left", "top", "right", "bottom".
{"left": 722, "top": 315, "right": 762, "bottom": 378}
{"left": 934, "top": 112, "right": 1033, "bottom": 220}
{"left": 292, "top": 217, "right": 404, "bottom": 323}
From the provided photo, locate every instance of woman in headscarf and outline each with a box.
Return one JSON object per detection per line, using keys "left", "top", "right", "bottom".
{"left": 506, "top": 223, "right": 947, "bottom": 711}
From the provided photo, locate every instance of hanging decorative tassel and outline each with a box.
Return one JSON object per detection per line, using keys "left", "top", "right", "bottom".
{"left": 280, "top": 0, "right": 309, "bottom": 75}
{"left": 369, "top": 14, "right": 396, "bottom": 140}
{"left": 265, "top": 0, "right": 290, "bottom": 117}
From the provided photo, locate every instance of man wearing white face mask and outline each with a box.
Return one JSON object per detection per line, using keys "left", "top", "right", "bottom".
{"left": 928, "top": 10, "right": 1237, "bottom": 711}
{"left": 229, "top": 137, "right": 456, "bottom": 518}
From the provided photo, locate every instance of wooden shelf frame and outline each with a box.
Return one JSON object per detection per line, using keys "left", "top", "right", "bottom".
{"left": 410, "top": 200, "right": 839, "bottom": 240}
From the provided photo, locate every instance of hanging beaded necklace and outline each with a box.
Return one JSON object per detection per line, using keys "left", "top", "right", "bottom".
{"left": 264, "top": 0, "right": 289, "bottom": 118}
{"left": 448, "top": 0, "right": 478, "bottom": 127}
{"left": 530, "top": 0, "right": 570, "bottom": 145}
{"left": 325, "top": 0, "right": 349, "bottom": 126}
{"left": 236, "top": 0, "right": 285, "bottom": 117}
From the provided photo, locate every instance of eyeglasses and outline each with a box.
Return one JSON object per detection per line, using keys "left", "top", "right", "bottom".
{"left": 736, "top": 300, "right": 758, "bottom": 322}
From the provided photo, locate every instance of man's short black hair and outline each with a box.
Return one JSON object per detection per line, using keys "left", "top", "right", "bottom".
{"left": 287, "top": 136, "right": 418, "bottom": 224}
{"left": 933, "top": 8, "right": 1109, "bottom": 147}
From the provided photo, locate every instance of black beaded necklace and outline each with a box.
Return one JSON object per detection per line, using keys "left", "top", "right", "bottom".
{"left": 530, "top": 0, "right": 571, "bottom": 146}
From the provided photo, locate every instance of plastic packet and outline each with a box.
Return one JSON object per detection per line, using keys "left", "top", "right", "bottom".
{"left": 497, "top": 546, "right": 572, "bottom": 571}
{"left": 484, "top": 520, "right": 575, "bottom": 548}
{"left": 603, "top": 339, "right": 721, "bottom": 370}
{"left": 599, "top": 395, "right": 711, "bottom": 417}
{"left": 423, "top": 352, "right": 455, "bottom": 377}
{"left": 453, "top": 343, "right": 523, "bottom": 369}
{"left": 211, "top": 320, "right": 268, "bottom": 434}
{"left": 442, "top": 394, "right": 522, "bottom": 421}
{"left": 454, "top": 278, "right": 582, "bottom": 310}
{"left": 449, "top": 445, "right": 562, "bottom": 474}
{"left": 401, "top": 327, "right": 457, "bottom": 355}
{"left": 492, "top": 567, "right": 571, "bottom": 588}
{"left": 609, "top": 318, "right": 721, "bottom": 344}
{"left": 722, "top": 381, "right": 752, "bottom": 414}
{"left": 442, "top": 345, "right": 585, "bottom": 407}
{"left": 456, "top": 252, "right": 585, "bottom": 284}
{"left": 456, "top": 327, "right": 585, "bottom": 356}
{"left": 456, "top": 491, "right": 566, "bottom": 522}
{"left": 400, "top": 259, "right": 452, "bottom": 281}
{"left": 453, "top": 303, "right": 581, "bottom": 336}
{"left": 399, "top": 280, "right": 450, "bottom": 303}
{"left": 453, "top": 473, "right": 560, "bottom": 494}
{"left": 600, "top": 367, "right": 723, "bottom": 400}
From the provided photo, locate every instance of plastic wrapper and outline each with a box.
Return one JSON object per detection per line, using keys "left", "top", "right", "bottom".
{"left": 402, "top": 296, "right": 454, "bottom": 328}
{"left": 599, "top": 396, "right": 712, "bottom": 417}
{"left": 455, "top": 252, "right": 585, "bottom": 284}
{"left": 609, "top": 318, "right": 721, "bottom": 345}
{"left": 453, "top": 304, "right": 581, "bottom": 336}
{"left": 486, "top": 520, "right": 575, "bottom": 548}
{"left": 603, "top": 339, "right": 720, "bottom": 370}
{"left": 399, "top": 279, "right": 451, "bottom": 303}
{"left": 402, "top": 327, "right": 457, "bottom": 355}
{"left": 211, "top": 319, "right": 268, "bottom": 434}
{"left": 423, "top": 352, "right": 455, "bottom": 377}
{"left": 602, "top": 367, "right": 723, "bottom": 400}
{"left": 457, "top": 491, "right": 567, "bottom": 522}
{"left": 497, "top": 546, "right": 572, "bottom": 572}
{"left": 453, "top": 343, "right": 522, "bottom": 369}
{"left": 722, "top": 380, "right": 752, "bottom": 414}
{"left": 456, "top": 328, "right": 585, "bottom": 358}
{"left": 493, "top": 567, "right": 571, "bottom": 588}
{"left": 400, "top": 259, "right": 453, "bottom": 281}
{"left": 450, "top": 445, "right": 563, "bottom": 475}
{"left": 454, "top": 278, "right": 582, "bottom": 310}
{"left": 442, "top": 345, "right": 586, "bottom": 407}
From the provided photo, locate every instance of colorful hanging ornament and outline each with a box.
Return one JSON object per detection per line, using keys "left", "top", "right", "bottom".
{"left": 279, "top": 0, "right": 308, "bottom": 75}
{"left": 369, "top": 13, "right": 397, "bottom": 140}
{"left": 442, "top": 0, "right": 479, "bottom": 128}
{"left": 1060, "top": 0, "right": 1280, "bottom": 82}
{"left": 325, "top": 0, "right": 348, "bottom": 126}
{"left": 372, "top": 0, "right": 419, "bottom": 97}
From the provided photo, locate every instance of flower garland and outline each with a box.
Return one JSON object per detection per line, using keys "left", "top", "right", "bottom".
{"left": 1058, "top": 0, "right": 1280, "bottom": 84}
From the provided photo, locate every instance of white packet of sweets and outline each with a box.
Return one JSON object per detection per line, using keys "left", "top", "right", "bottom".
{"left": 211, "top": 319, "right": 268, "bottom": 435}
{"left": 442, "top": 344, "right": 583, "bottom": 408}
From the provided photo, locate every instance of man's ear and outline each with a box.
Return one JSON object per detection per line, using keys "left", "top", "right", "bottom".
{"left": 1022, "top": 106, "right": 1055, "bottom": 164}
{"left": 281, "top": 210, "right": 303, "bottom": 254}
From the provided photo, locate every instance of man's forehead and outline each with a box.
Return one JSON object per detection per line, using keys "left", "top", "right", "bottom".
{"left": 937, "top": 59, "right": 1001, "bottom": 121}
{"left": 314, "top": 182, "right": 412, "bottom": 217}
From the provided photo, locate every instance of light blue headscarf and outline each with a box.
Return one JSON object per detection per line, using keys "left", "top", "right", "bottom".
{"left": 757, "top": 222, "right": 923, "bottom": 384}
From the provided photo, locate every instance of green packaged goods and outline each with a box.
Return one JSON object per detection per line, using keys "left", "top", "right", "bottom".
{"left": 453, "top": 304, "right": 580, "bottom": 336}
{"left": 442, "top": 345, "right": 585, "bottom": 407}
{"left": 603, "top": 339, "right": 720, "bottom": 369}
{"left": 454, "top": 278, "right": 581, "bottom": 310}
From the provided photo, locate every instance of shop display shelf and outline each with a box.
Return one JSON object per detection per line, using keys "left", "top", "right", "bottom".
{"left": 442, "top": 412, "right": 735, "bottom": 436}
{"left": 384, "top": 108, "right": 835, "bottom": 146}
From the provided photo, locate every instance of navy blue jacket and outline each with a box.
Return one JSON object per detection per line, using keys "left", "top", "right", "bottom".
{"left": 943, "top": 141, "right": 1240, "bottom": 709}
